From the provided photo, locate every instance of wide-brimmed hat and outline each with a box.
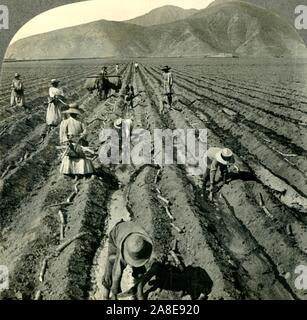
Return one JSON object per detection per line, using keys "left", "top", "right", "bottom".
{"left": 122, "top": 233, "right": 153, "bottom": 267}
{"left": 161, "top": 65, "right": 171, "bottom": 71}
{"left": 114, "top": 118, "right": 122, "bottom": 128}
{"left": 215, "top": 148, "right": 234, "bottom": 165}
{"left": 14, "top": 73, "right": 20, "bottom": 78}
{"left": 51, "top": 79, "right": 60, "bottom": 84}
{"left": 63, "top": 103, "right": 84, "bottom": 115}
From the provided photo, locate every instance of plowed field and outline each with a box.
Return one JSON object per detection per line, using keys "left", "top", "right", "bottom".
{"left": 1, "top": 58, "right": 307, "bottom": 300}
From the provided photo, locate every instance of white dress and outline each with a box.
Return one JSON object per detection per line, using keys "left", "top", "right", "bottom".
{"left": 59, "top": 117, "right": 94, "bottom": 175}
{"left": 46, "top": 87, "right": 64, "bottom": 126}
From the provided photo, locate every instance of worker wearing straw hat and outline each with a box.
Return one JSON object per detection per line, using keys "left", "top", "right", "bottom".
{"left": 10, "top": 73, "right": 26, "bottom": 109}
{"left": 161, "top": 65, "right": 174, "bottom": 111}
{"left": 101, "top": 220, "right": 153, "bottom": 300}
{"left": 46, "top": 79, "right": 65, "bottom": 129}
{"left": 204, "top": 147, "right": 236, "bottom": 200}
{"left": 59, "top": 103, "right": 94, "bottom": 177}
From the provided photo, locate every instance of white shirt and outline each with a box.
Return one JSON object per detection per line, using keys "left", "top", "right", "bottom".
{"left": 49, "top": 87, "right": 64, "bottom": 98}
{"left": 60, "top": 117, "right": 86, "bottom": 144}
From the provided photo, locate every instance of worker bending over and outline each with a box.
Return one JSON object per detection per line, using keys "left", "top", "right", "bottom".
{"left": 101, "top": 220, "right": 153, "bottom": 300}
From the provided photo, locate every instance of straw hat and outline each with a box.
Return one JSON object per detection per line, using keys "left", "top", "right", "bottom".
{"left": 114, "top": 118, "right": 122, "bottom": 128}
{"left": 122, "top": 233, "right": 153, "bottom": 267}
{"left": 215, "top": 148, "right": 234, "bottom": 165}
{"left": 63, "top": 103, "right": 84, "bottom": 115}
{"left": 161, "top": 65, "right": 171, "bottom": 71}
{"left": 14, "top": 73, "right": 20, "bottom": 78}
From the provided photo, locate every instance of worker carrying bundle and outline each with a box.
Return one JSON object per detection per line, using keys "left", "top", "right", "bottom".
{"left": 84, "top": 67, "right": 108, "bottom": 94}
{"left": 84, "top": 66, "right": 121, "bottom": 99}
{"left": 101, "top": 220, "right": 154, "bottom": 300}
{"left": 84, "top": 76, "right": 99, "bottom": 93}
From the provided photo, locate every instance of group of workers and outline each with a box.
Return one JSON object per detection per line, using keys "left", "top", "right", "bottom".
{"left": 9, "top": 63, "right": 238, "bottom": 300}
{"left": 45, "top": 78, "right": 94, "bottom": 177}
{"left": 11, "top": 61, "right": 237, "bottom": 204}
{"left": 101, "top": 145, "right": 237, "bottom": 300}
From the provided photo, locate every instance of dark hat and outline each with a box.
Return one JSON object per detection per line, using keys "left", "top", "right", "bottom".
{"left": 161, "top": 65, "right": 171, "bottom": 71}
{"left": 122, "top": 233, "right": 153, "bottom": 267}
{"left": 63, "top": 103, "right": 84, "bottom": 115}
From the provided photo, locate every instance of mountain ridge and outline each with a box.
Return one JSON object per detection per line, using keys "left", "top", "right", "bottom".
{"left": 6, "top": 2, "right": 306, "bottom": 59}
{"left": 126, "top": 5, "right": 198, "bottom": 26}
{"left": 209, "top": 0, "right": 307, "bottom": 44}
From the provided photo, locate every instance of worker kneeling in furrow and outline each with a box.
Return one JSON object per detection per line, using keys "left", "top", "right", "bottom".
{"left": 59, "top": 103, "right": 95, "bottom": 179}
{"left": 101, "top": 220, "right": 154, "bottom": 300}
{"left": 203, "top": 147, "right": 239, "bottom": 201}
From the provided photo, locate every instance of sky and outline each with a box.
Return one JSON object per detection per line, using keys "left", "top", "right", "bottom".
{"left": 11, "top": 0, "right": 215, "bottom": 43}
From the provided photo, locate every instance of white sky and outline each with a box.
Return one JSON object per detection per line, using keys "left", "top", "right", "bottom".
{"left": 11, "top": 0, "right": 215, "bottom": 43}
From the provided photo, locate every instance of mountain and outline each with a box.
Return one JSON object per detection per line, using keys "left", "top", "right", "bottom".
{"left": 126, "top": 5, "right": 198, "bottom": 26}
{"left": 183, "top": 1, "right": 305, "bottom": 57}
{"left": 209, "top": 0, "right": 307, "bottom": 44}
{"left": 5, "top": 2, "right": 306, "bottom": 59}
{"left": 6, "top": 20, "right": 152, "bottom": 59}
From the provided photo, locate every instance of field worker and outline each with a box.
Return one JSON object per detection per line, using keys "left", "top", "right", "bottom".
{"left": 101, "top": 66, "right": 108, "bottom": 77}
{"left": 114, "top": 118, "right": 133, "bottom": 137}
{"left": 161, "top": 65, "right": 173, "bottom": 109}
{"left": 59, "top": 103, "right": 94, "bottom": 178}
{"left": 124, "top": 84, "right": 135, "bottom": 113}
{"left": 134, "top": 62, "right": 139, "bottom": 73}
{"left": 204, "top": 147, "right": 235, "bottom": 200}
{"left": 46, "top": 79, "right": 65, "bottom": 129}
{"left": 10, "top": 73, "right": 26, "bottom": 109}
{"left": 98, "top": 67, "right": 109, "bottom": 100}
{"left": 114, "top": 118, "right": 134, "bottom": 164}
{"left": 101, "top": 220, "right": 153, "bottom": 300}
{"left": 113, "top": 65, "right": 122, "bottom": 92}
{"left": 115, "top": 64, "right": 120, "bottom": 75}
